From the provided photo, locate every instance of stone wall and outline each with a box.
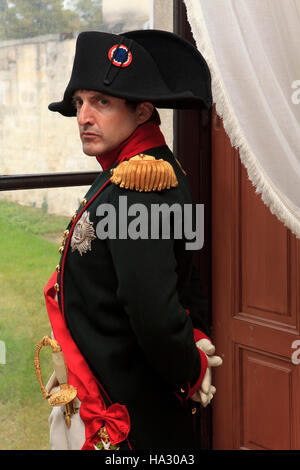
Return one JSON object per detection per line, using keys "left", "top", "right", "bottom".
{"left": 0, "top": 33, "right": 97, "bottom": 216}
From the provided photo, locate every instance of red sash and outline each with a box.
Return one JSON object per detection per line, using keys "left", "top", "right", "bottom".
{"left": 44, "top": 271, "right": 131, "bottom": 450}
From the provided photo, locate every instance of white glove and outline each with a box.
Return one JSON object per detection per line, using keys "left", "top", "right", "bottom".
{"left": 45, "top": 370, "right": 60, "bottom": 395}
{"left": 191, "top": 338, "right": 223, "bottom": 407}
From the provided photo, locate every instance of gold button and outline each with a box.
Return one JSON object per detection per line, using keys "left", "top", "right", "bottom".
{"left": 192, "top": 407, "right": 197, "bottom": 415}
{"left": 72, "top": 213, "right": 77, "bottom": 222}
{"left": 82, "top": 198, "right": 87, "bottom": 206}
{"left": 180, "top": 388, "right": 185, "bottom": 394}
{"left": 59, "top": 246, "right": 64, "bottom": 254}
{"left": 55, "top": 264, "right": 60, "bottom": 273}
{"left": 61, "top": 230, "right": 69, "bottom": 246}
{"left": 54, "top": 283, "right": 60, "bottom": 292}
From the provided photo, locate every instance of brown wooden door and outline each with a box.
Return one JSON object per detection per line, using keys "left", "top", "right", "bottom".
{"left": 211, "top": 107, "right": 300, "bottom": 449}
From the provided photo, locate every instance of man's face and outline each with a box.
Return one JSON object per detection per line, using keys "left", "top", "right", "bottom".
{"left": 72, "top": 90, "right": 148, "bottom": 156}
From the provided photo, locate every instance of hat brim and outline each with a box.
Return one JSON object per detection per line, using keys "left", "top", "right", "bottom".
{"left": 48, "top": 90, "right": 210, "bottom": 117}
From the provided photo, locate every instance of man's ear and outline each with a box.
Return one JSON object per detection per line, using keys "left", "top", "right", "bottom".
{"left": 136, "top": 102, "right": 154, "bottom": 124}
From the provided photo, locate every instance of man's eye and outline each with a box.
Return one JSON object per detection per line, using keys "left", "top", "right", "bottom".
{"left": 73, "top": 100, "right": 81, "bottom": 109}
{"left": 99, "top": 99, "right": 108, "bottom": 105}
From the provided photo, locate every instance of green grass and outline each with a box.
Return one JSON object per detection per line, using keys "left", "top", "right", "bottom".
{"left": 0, "top": 200, "right": 69, "bottom": 449}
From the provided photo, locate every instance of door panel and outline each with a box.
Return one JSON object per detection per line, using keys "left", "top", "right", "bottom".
{"left": 237, "top": 346, "right": 295, "bottom": 450}
{"left": 212, "top": 106, "right": 300, "bottom": 449}
{"left": 241, "top": 168, "right": 299, "bottom": 325}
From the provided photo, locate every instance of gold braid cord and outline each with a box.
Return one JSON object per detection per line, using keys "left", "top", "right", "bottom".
{"left": 110, "top": 154, "right": 178, "bottom": 192}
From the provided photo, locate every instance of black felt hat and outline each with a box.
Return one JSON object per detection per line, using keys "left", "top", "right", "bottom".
{"left": 48, "top": 29, "right": 212, "bottom": 116}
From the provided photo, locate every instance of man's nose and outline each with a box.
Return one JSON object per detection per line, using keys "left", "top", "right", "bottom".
{"left": 77, "top": 102, "right": 95, "bottom": 126}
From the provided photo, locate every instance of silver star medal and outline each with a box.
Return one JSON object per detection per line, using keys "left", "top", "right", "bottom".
{"left": 71, "top": 211, "right": 96, "bottom": 256}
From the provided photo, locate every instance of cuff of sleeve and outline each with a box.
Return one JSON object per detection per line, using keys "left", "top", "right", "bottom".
{"left": 187, "top": 349, "right": 208, "bottom": 399}
{"left": 193, "top": 328, "right": 211, "bottom": 343}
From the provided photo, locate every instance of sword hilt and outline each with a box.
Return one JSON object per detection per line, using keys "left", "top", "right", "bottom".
{"left": 34, "top": 335, "right": 77, "bottom": 427}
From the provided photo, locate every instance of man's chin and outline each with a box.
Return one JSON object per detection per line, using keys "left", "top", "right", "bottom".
{"left": 82, "top": 144, "right": 99, "bottom": 157}
{"left": 83, "top": 151, "right": 98, "bottom": 157}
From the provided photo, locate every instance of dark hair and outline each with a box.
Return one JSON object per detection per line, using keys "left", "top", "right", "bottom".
{"left": 125, "top": 100, "right": 161, "bottom": 126}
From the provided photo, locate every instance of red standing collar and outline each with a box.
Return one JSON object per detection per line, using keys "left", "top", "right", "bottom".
{"left": 96, "top": 121, "right": 166, "bottom": 170}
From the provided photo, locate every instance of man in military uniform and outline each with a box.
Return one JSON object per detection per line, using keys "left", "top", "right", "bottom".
{"left": 43, "top": 30, "right": 222, "bottom": 450}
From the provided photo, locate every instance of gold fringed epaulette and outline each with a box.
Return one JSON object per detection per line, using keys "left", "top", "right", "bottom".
{"left": 110, "top": 154, "right": 178, "bottom": 192}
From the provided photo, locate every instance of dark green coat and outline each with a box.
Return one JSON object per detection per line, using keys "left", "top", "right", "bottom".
{"left": 56, "top": 145, "right": 209, "bottom": 450}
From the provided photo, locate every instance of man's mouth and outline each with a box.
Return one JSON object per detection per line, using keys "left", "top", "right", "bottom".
{"left": 82, "top": 132, "right": 100, "bottom": 138}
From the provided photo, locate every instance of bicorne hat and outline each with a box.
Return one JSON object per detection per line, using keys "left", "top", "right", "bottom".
{"left": 48, "top": 29, "right": 212, "bottom": 116}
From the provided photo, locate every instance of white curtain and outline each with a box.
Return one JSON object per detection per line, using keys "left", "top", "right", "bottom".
{"left": 184, "top": 0, "right": 300, "bottom": 238}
